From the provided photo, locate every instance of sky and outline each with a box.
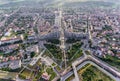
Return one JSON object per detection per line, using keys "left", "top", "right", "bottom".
{"left": 0, "top": 0, "right": 119, "bottom": 5}
{"left": 0, "top": 0, "right": 24, "bottom": 5}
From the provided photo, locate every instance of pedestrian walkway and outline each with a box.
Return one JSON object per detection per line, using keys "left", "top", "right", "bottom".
{"left": 72, "top": 64, "right": 79, "bottom": 81}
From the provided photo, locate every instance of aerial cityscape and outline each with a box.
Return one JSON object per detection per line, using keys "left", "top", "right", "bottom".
{"left": 0, "top": 0, "right": 120, "bottom": 81}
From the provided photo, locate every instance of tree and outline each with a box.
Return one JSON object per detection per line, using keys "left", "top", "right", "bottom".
{"left": 23, "top": 33, "right": 28, "bottom": 40}
{"left": 30, "top": 52, "right": 35, "bottom": 58}
{"left": 24, "top": 54, "right": 28, "bottom": 59}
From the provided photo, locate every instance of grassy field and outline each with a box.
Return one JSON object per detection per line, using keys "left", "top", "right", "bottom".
{"left": 67, "top": 42, "right": 83, "bottom": 60}
{"left": 78, "top": 63, "right": 115, "bottom": 81}
{"left": 66, "top": 63, "right": 114, "bottom": 81}
{"left": 28, "top": 60, "right": 43, "bottom": 81}
{"left": 46, "top": 67, "right": 57, "bottom": 81}
{"left": 71, "top": 49, "right": 83, "bottom": 60}
{"left": 44, "top": 44, "right": 63, "bottom": 66}
{"left": 44, "top": 44, "right": 62, "bottom": 60}
{"left": 55, "top": 65, "right": 61, "bottom": 72}
{"left": 19, "top": 68, "right": 31, "bottom": 79}
{"left": 0, "top": 70, "right": 17, "bottom": 80}
{"left": 67, "top": 49, "right": 83, "bottom": 66}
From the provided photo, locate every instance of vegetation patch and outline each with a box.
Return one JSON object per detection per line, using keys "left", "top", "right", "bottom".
{"left": 66, "top": 38, "right": 81, "bottom": 43}
{"left": 46, "top": 67, "right": 57, "bottom": 81}
{"left": 67, "top": 42, "right": 83, "bottom": 60}
{"left": 99, "top": 55, "right": 120, "bottom": 70}
{"left": 44, "top": 44, "right": 62, "bottom": 60}
{"left": 78, "top": 63, "right": 115, "bottom": 81}
{"left": 46, "top": 39, "right": 60, "bottom": 44}
{"left": 19, "top": 68, "right": 31, "bottom": 79}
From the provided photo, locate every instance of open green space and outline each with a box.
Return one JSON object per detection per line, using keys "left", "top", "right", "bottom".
{"left": 65, "top": 64, "right": 90, "bottom": 81}
{"left": 78, "top": 63, "right": 115, "bottom": 81}
{"left": 0, "top": 68, "right": 22, "bottom": 72}
{"left": 43, "top": 50, "right": 52, "bottom": 57}
{"left": 55, "top": 65, "right": 61, "bottom": 72}
{"left": 0, "top": 70, "right": 17, "bottom": 80}
{"left": 71, "top": 49, "right": 83, "bottom": 60}
{"left": 29, "top": 60, "right": 44, "bottom": 81}
{"left": 67, "top": 42, "right": 83, "bottom": 60}
{"left": 67, "top": 49, "right": 83, "bottom": 66}
{"left": 46, "top": 67, "right": 57, "bottom": 81}
{"left": 19, "top": 68, "right": 31, "bottom": 79}
{"left": 44, "top": 44, "right": 62, "bottom": 60}
{"left": 44, "top": 42, "right": 83, "bottom": 66}
{"left": 44, "top": 48, "right": 62, "bottom": 66}
{"left": 99, "top": 55, "right": 120, "bottom": 70}
{"left": 66, "top": 63, "right": 114, "bottom": 81}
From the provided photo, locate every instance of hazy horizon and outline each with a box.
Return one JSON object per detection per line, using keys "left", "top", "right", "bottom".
{"left": 0, "top": 0, "right": 119, "bottom": 5}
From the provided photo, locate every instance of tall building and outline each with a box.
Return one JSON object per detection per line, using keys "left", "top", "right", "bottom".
{"left": 54, "top": 11, "right": 62, "bottom": 27}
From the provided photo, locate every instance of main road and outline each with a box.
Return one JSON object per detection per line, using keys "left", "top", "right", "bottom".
{"left": 58, "top": 10, "right": 67, "bottom": 68}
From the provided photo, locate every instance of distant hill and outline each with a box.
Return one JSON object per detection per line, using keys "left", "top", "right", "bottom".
{"left": 0, "top": 1, "right": 40, "bottom": 8}
{"left": 0, "top": 0, "right": 116, "bottom": 8}
{"left": 63, "top": 1, "right": 115, "bottom": 7}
